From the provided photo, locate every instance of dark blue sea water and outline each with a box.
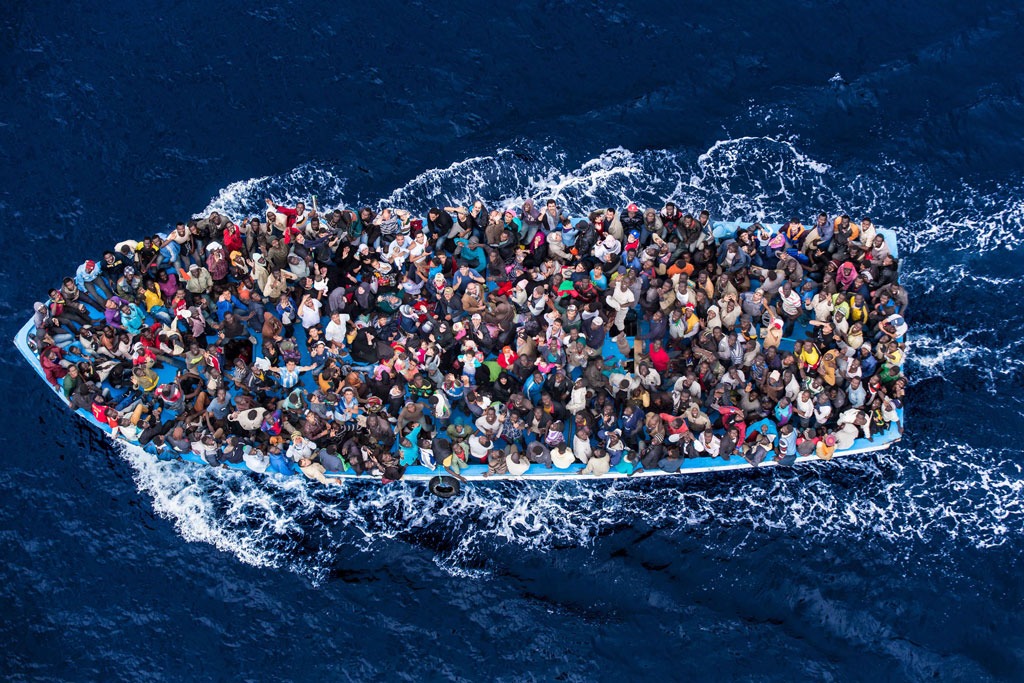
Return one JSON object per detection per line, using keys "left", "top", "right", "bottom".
{"left": 3, "top": 2, "right": 1024, "bottom": 680}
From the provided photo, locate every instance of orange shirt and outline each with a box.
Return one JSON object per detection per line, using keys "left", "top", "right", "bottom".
{"left": 667, "top": 263, "right": 694, "bottom": 278}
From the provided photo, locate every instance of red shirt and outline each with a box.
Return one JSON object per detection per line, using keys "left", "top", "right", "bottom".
{"left": 222, "top": 225, "right": 244, "bottom": 253}
{"left": 133, "top": 347, "right": 158, "bottom": 367}
{"left": 657, "top": 413, "right": 689, "bottom": 436}
{"left": 283, "top": 224, "right": 302, "bottom": 245}
{"left": 649, "top": 345, "right": 669, "bottom": 373}
{"left": 91, "top": 402, "right": 117, "bottom": 429}
{"left": 274, "top": 204, "right": 299, "bottom": 227}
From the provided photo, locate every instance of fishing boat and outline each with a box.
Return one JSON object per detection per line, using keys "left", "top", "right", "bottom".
{"left": 14, "top": 217, "right": 904, "bottom": 496}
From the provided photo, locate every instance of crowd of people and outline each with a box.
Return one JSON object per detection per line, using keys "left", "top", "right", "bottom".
{"left": 29, "top": 196, "right": 907, "bottom": 485}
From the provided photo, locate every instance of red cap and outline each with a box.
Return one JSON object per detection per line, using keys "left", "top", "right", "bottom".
{"left": 85, "top": 260, "right": 96, "bottom": 269}
{"left": 627, "top": 203, "right": 639, "bottom": 212}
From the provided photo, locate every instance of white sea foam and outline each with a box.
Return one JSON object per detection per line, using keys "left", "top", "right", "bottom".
{"left": 199, "top": 163, "right": 350, "bottom": 222}
{"left": 120, "top": 434, "right": 1024, "bottom": 581}
{"left": 140, "top": 137, "right": 1024, "bottom": 576}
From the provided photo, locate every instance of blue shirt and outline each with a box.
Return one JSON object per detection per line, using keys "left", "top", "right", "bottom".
{"left": 747, "top": 418, "right": 778, "bottom": 444}
{"left": 398, "top": 425, "right": 422, "bottom": 466}
{"left": 208, "top": 396, "right": 232, "bottom": 420}
{"left": 523, "top": 376, "right": 543, "bottom": 404}
{"left": 217, "top": 295, "right": 246, "bottom": 322}
{"left": 452, "top": 267, "right": 483, "bottom": 294}
{"left": 75, "top": 261, "right": 103, "bottom": 289}
{"left": 121, "top": 304, "right": 146, "bottom": 336}
{"left": 778, "top": 429, "right": 797, "bottom": 457}
{"left": 861, "top": 354, "right": 878, "bottom": 378}
{"left": 453, "top": 239, "right": 486, "bottom": 269}
{"left": 560, "top": 226, "right": 579, "bottom": 248}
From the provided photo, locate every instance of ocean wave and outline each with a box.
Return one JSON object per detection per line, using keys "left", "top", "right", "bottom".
{"left": 199, "top": 162, "right": 349, "bottom": 221}
{"left": 120, "top": 434, "right": 1024, "bottom": 583}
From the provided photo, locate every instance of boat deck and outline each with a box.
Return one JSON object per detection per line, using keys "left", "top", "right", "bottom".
{"left": 14, "top": 221, "right": 904, "bottom": 483}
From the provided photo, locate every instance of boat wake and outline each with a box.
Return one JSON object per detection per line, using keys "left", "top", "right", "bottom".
{"left": 110, "top": 136, "right": 1024, "bottom": 579}
{"left": 121, "top": 436, "right": 1024, "bottom": 583}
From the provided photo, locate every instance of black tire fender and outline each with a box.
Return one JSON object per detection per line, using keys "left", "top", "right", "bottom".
{"left": 428, "top": 475, "right": 460, "bottom": 498}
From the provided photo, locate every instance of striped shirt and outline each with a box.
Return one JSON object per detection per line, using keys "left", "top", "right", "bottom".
{"left": 278, "top": 367, "right": 300, "bottom": 389}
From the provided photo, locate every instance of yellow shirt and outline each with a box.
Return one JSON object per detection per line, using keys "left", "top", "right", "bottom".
{"left": 798, "top": 345, "right": 820, "bottom": 369}
{"left": 684, "top": 310, "right": 700, "bottom": 333}
{"left": 848, "top": 298, "right": 868, "bottom": 323}
{"left": 142, "top": 287, "right": 164, "bottom": 312}
{"left": 135, "top": 371, "right": 159, "bottom": 392}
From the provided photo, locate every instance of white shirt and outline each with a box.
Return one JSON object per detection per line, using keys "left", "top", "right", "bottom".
{"left": 432, "top": 393, "right": 451, "bottom": 419}
{"left": 806, "top": 294, "right": 834, "bottom": 322}
{"left": 608, "top": 372, "right": 640, "bottom": 394}
{"left": 298, "top": 298, "right": 323, "bottom": 329}
{"left": 581, "top": 452, "right": 610, "bottom": 475}
{"left": 325, "top": 314, "right": 350, "bottom": 345}
{"left": 287, "top": 439, "right": 317, "bottom": 463}
{"left": 507, "top": 455, "right": 529, "bottom": 476}
{"left": 573, "top": 434, "right": 592, "bottom": 463}
{"left": 551, "top": 445, "right": 576, "bottom": 469}
{"left": 882, "top": 314, "right": 908, "bottom": 338}
{"left": 385, "top": 236, "right": 410, "bottom": 267}
{"left": 795, "top": 396, "right": 814, "bottom": 419}
{"left": 408, "top": 239, "right": 429, "bottom": 263}
{"left": 243, "top": 448, "right": 270, "bottom": 473}
{"left": 468, "top": 435, "right": 490, "bottom": 460}
{"left": 695, "top": 434, "right": 720, "bottom": 457}
{"left": 475, "top": 414, "right": 504, "bottom": 438}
